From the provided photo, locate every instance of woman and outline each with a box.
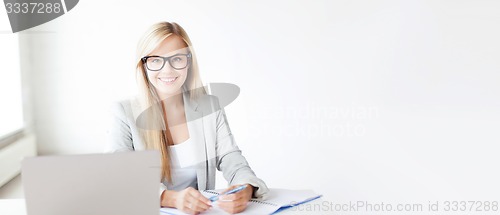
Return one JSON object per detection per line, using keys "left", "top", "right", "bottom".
{"left": 107, "top": 22, "right": 268, "bottom": 214}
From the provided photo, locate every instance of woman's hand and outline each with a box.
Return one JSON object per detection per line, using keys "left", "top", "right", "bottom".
{"left": 161, "top": 187, "right": 212, "bottom": 215}
{"left": 217, "top": 184, "right": 254, "bottom": 214}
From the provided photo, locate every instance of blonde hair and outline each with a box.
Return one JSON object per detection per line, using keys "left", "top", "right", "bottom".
{"left": 135, "top": 22, "right": 206, "bottom": 183}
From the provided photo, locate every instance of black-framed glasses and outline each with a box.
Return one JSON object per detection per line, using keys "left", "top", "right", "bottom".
{"left": 141, "top": 52, "right": 192, "bottom": 71}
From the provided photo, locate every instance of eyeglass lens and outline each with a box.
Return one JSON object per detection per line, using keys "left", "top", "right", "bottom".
{"left": 146, "top": 54, "right": 189, "bottom": 71}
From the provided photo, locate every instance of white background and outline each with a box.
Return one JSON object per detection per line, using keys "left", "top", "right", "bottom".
{"left": 2, "top": 0, "right": 499, "bottom": 208}
{"left": 0, "top": 3, "right": 23, "bottom": 139}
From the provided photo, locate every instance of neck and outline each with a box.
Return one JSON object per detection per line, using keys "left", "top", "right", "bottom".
{"left": 160, "top": 90, "right": 184, "bottom": 109}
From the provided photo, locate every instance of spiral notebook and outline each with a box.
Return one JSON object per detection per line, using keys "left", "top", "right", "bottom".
{"left": 160, "top": 188, "right": 322, "bottom": 215}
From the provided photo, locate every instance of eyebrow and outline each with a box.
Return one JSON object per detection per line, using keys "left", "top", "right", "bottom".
{"left": 149, "top": 48, "right": 190, "bottom": 57}
{"left": 147, "top": 52, "right": 189, "bottom": 57}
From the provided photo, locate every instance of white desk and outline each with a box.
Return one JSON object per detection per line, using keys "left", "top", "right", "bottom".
{"left": 0, "top": 198, "right": 331, "bottom": 214}
{"left": 0, "top": 199, "right": 26, "bottom": 215}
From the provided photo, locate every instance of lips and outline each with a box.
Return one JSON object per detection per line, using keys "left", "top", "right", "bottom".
{"left": 158, "top": 77, "right": 178, "bottom": 83}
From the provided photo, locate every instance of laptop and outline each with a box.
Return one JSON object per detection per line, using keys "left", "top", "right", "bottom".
{"left": 21, "top": 151, "right": 161, "bottom": 215}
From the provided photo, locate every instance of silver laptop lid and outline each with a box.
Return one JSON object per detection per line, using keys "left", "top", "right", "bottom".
{"left": 22, "top": 151, "right": 160, "bottom": 215}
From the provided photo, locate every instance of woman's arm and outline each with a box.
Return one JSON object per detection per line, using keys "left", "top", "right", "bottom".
{"left": 107, "top": 101, "right": 171, "bottom": 201}
{"left": 107, "top": 101, "right": 134, "bottom": 152}
{"left": 108, "top": 101, "right": 211, "bottom": 213}
{"left": 213, "top": 99, "right": 269, "bottom": 199}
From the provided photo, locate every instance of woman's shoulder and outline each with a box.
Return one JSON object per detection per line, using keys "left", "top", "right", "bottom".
{"left": 109, "top": 95, "right": 142, "bottom": 118}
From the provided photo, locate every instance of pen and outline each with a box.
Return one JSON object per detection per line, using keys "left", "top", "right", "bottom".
{"left": 209, "top": 184, "right": 248, "bottom": 202}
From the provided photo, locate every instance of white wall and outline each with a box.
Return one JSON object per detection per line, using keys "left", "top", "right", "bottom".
{"left": 16, "top": 0, "right": 500, "bottom": 207}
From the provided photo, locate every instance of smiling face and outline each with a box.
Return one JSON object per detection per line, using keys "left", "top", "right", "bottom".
{"left": 144, "top": 34, "right": 190, "bottom": 99}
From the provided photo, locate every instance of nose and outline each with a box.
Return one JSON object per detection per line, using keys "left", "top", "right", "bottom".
{"left": 158, "top": 61, "right": 176, "bottom": 74}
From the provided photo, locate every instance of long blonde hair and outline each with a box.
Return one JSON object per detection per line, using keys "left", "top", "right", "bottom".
{"left": 135, "top": 22, "right": 206, "bottom": 183}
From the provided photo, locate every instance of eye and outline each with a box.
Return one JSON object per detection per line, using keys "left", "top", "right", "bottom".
{"left": 172, "top": 57, "right": 183, "bottom": 62}
{"left": 146, "top": 57, "right": 163, "bottom": 65}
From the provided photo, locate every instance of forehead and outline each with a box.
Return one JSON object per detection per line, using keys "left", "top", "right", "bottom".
{"left": 150, "top": 34, "right": 189, "bottom": 56}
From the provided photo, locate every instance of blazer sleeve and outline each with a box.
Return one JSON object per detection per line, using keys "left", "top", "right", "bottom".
{"left": 106, "top": 101, "right": 167, "bottom": 198}
{"left": 106, "top": 101, "right": 134, "bottom": 152}
{"left": 213, "top": 100, "right": 269, "bottom": 199}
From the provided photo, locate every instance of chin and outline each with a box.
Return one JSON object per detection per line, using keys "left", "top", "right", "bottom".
{"left": 156, "top": 87, "right": 182, "bottom": 98}
{"left": 152, "top": 78, "right": 186, "bottom": 98}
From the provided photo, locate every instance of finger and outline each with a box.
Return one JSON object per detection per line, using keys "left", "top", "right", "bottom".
{"left": 198, "top": 193, "right": 211, "bottom": 205}
{"left": 219, "top": 193, "right": 240, "bottom": 202}
{"left": 184, "top": 193, "right": 196, "bottom": 205}
{"left": 189, "top": 190, "right": 212, "bottom": 207}
{"left": 220, "top": 184, "right": 250, "bottom": 201}
{"left": 217, "top": 198, "right": 245, "bottom": 209}
{"left": 218, "top": 203, "right": 237, "bottom": 214}
{"left": 183, "top": 197, "right": 208, "bottom": 214}
{"left": 189, "top": 190, "right": 211, "bottom": 205}
{"left": 228, "top": 190, "right": 250, "bottom": 202}
{"left": 192, "top": 198, "right": 211, "bottom": 212}
{"left": 233, "top": 191, "right": 248, "bottom": 200}
{"left": 187, "top": 191, "right": 211, "bottom": 210}
{"left": 180, "top": 206, "right": 194, "bottom": 215}
{"left": 221, "top": 185, "right": 239, "bottom": 194}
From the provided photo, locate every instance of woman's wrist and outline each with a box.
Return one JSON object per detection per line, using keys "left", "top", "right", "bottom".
{"left": 161, "top": 190, "right": 178, "bottom": 208}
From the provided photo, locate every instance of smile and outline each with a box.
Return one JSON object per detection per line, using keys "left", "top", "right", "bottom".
{"left": 158, "top": 77, "right": 178, "bottom": 84}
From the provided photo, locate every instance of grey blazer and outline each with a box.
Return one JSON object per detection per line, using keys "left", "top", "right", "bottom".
{"left": 107, "top": 92, "right": 269, "bottom": 199}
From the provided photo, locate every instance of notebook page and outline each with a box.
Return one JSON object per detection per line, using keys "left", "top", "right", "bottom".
{"left": 160, "top": 205, "right": 228, "bottom": 215}
{"left": 259, "top": 189, "right": 322, "bottom": 207}
{"left": 160, "top": 203, "right": 279, "bottom": 215}
{"left": 243, "top": 200, "right": 280, "bottom": 214}
{"left": 159, "top": 190, "right": 279, "bottom": 215}
{"left": 202, "top": 190, "right": 280, "bottom": 214}
{"left": 159, "top": 191, "right": 220, "bottom": 215}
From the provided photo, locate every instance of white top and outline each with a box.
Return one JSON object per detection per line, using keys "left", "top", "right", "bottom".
{"left": 166, "top": 136, "right": 198, "bottom": 191}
